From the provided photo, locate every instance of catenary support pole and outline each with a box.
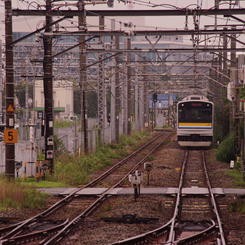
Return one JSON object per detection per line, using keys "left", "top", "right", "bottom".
{"left": 143, "top": 57, "right": 149, "bottom": 128}
{"left": 111, "top": 19, "right": 116, "bottom": 143}
{"left": 115, "top": 35, "right": 120, "bottom": 143}
{"left": 25, "top": 68, "right": 29, "bottom": 140}
{"left": 134, "top": 52, "right": 139, "bottom": 131}
{"left": 138, "top": 54, "right": 144, "bottom": 130}
{"left": 127, "top": 37, "right": 131, "bottom": 136}
{"left": 5, "top": 0, "right": 15, "bottom": 179}
{"left": 98, "top": 16, "right": 106, "bottom": 145}
{"left": 43, "top": 0, "right": 54, "bottom": 172}
{"left": 0, "top": 40, "right": 2, "bottom": 124}
{"left": 78, "top": 0, "right": 88, "bottom": 154}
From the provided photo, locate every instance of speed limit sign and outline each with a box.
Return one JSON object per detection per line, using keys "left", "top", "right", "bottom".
{"left": 4, "top": 129, "right": 18, "bottom": 143}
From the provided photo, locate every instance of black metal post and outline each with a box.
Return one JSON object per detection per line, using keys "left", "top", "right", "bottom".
{"left": 5, "top": 0, "right": 15, "bottom": 179}
{"left": 43, "top": 0, "right": 54, "bottom": 172}
{"left": 134, "top": 184, "right": 137, "bottom": 202}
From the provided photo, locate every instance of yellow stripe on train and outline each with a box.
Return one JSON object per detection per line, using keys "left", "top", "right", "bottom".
{"left": 178, "top": 123, "right": 212, "bottom": 128}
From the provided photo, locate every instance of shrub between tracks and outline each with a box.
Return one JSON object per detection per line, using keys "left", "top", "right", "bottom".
{"left": 49, "top": 129, "right": 153, "bottom": 186}
{"left": 216, "top": 132, "right": 236, "bottom": 163}
{"left": 0, "top": 175, "right": 47, "bottom": 211}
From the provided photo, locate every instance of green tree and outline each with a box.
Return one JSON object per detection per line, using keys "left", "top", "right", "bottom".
{"left": 15, "top": 80, "right": 33, "bottom": 109}
{"left": 73, "top": 82, "right": 97, "bottom": 118}
{"left": 214, "top": 96, "right": 230, "bottom": 143}
{"left": 87, "top": 89, "right": 97, "bottom": 118}
{"left": 73, "top": 83, "right": 81, "bottom": 115}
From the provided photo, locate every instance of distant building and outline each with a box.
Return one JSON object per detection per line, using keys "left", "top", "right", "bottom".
{"left": 149, "top": 94, "right": 177, "bottom": 109}
{"left": 34, "top": 80, "right": 74, "bottom": 120}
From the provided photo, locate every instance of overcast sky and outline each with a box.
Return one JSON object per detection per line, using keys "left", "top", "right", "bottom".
{"left": 0, "top": 0, "right": 245, "bottom": 47}
{"left": 1, "top": 0, "right": 245, "bottom": 29}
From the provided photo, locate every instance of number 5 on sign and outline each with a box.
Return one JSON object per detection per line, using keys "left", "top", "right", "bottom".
{"left": 4, "top": 129, "right": 18, "bottom": 143}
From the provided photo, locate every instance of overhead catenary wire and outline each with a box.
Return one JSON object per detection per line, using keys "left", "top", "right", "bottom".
{"left": 4, "top": 1, "right": 245, "bottom": 96}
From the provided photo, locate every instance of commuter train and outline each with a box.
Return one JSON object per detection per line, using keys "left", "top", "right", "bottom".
{"left": 177, "top": 95, "right": 214, "bottom": 147}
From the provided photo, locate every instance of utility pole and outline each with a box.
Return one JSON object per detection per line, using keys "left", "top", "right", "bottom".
{"left": 25, "top": 58, "right": 29, "bottom": 140}
{"left": 43, "top": 0, "right": 54, "bottom": 171}
{"left": 134, "top": 52, "right": 139, "bottom": 131}
{"left": 5, "top": 0, "right": 15, "bottom": 179}
{"left": 98, "top": 16, "right": 106, "bottom": 145}
{"left": 238, "top": 54, "right": 245, "bottom": 180}
{"left": 230, "top": 28, "right": 241, "bottom": 157}
{"left": 139, "top": 54, "right": 144, "bottom": 130}
{"left": 127, "top": 37, "right": 131, "bottom": 136}
{"left": 210, "top": 58, "right": 218, "bottom": 104}
{"left": 115, "top": 35, "right": 120, "bottom": 143}
{"left": 0, "top": 40, "right": 3, "bottom": 124}
{"left": 223, "top": 29, "right": 228, "bottom": 138}
{"left": 237, "top": 55, "right": 244, "bottom": 158}
{"left": 78, "top": 0, "right": 88, "bottom": 154}
{"left": 122, "top": 37, "right": 128, "bottom": 135}
{"left": 110, "top": 19, "right": 116, "bottom": 143}
{"left": 143, "top": 57, "right": 149, "bottom": 128}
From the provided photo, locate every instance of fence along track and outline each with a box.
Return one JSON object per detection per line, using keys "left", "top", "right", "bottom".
{"left": 0, "top": 131, "right": 172, "bottom": 245}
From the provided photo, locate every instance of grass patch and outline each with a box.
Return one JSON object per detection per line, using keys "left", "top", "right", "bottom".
{"left": 41, "top": 129, "right": 155, "bottom": 186}
{"left": 130, "top": 145, "right": 139, "bottom": 151}
{"left": 229, "top": 200, "right": 245, "bottom": 213}
{"left": 225, "top": 161, "right": 245, "bottom": 187}
{"left": 102, "top": 204, "right": 113, "bottom": 212}
{"left": 23, "top": 178, "right": 71, "bottom": 188}
{"left": 54, "top": 119, "right": 81, "bottom": 129}
{"left": 0, "top": 175, "right": 48, "bottom": 210}
{"left": 148, "top": 155, "right": 155, "bottom": 161}
{"left": 152, "top": 201, "right": 164, "bottom": 212}
{"left": 216, "top": 132, "right": 236, "bottom": 163}
{"left": 163, "top": 140, "right": 171, "bottom": 145}
{"left": 96, "top": 212, "right": 108, "bottom": 217}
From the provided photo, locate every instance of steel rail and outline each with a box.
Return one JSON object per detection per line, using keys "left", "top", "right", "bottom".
{"left": 41, "top": 132, "right": 173, "bottom": 245}
{"left": 166, "top": 150, "right": 188, "bottom": 244}
{"left": 86, "top": 131, "right": 171, "bottom": 187}
{"left": 110, "top": 219, "right": 173, "bottom": 245}
{"left": 0, "top": 131, "right": 166, "bottom": 240}
{"left": 176, "top": 219, "right": 216, "bottom": 244}
{"left": 0, "top": 131, "right": 171, "bottom": 245}
{"left": 202, "top": 151, "right": 227, "bottom": 245}
{"left": 171, "top": 151, "right": 226, "bottom": 245}
{"left": 105, "top": 139, "right": 186, "bottom": 245}
{"left": 113, "top": 132, "right": 173, "bottom": 188}
{"left": 110, "top": 149, "right": 224, "bottom": 245}
{"left": 0, "top": 221, "right": 28, "bottom": 237}
{"left": 0, "top": 219, "right": 69, "bottom": 245}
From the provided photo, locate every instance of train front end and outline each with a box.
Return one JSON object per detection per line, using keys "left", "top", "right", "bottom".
{"left": 177, "top": 97, "right": 213, "bottom": 147}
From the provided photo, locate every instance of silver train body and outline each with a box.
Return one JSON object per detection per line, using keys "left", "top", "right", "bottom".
{"left": 177, "top": 95, "right": 214, "bottom": 147}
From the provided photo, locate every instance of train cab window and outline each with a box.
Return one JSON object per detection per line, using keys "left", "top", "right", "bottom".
{"left": 178, "top": 102, "right": 212, "bottom": 123}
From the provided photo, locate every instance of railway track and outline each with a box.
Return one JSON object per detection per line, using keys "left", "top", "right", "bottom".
{"left": 111, "top": 150, "right": 226, "bottom": 245}
{"left": 0, "top": 130, "right": 172, "bottom": 245}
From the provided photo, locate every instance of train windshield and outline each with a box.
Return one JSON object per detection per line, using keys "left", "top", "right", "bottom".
{"left": 178, "top": 102, "right": 212, "bottom": 123}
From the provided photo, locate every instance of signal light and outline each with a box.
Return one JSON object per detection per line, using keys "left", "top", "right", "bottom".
{"left": 153, "top": 93, "right": 157, "bottom": 103}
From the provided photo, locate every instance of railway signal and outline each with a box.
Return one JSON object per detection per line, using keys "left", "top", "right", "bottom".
{"left": 153, "top": 92, "right": 157, "bottom": 103}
